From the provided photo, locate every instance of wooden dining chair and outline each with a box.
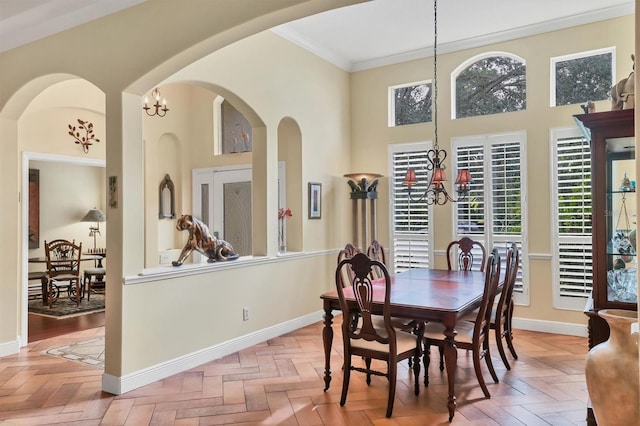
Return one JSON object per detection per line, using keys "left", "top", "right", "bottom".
{"left": 44, "top": 239, "right": 82, "bottom": 308}
{"left": 366, "top": 240, "right": 386, "bottom": 279}
{"left": 423, "top": 248, "right": 501, "bottom": 398}
{"left": 446, "top": 237, "right": 487, "bottom": 272}
{"left": 336, "top": 243, "right": 361, "bottom": 288}
{"left": 84, "top": 267, "right": 106, "bottom": 300}
{"left": 336, "top": 252, "right": 424, "bottom": 418}
{"left": 491, "top": 242, "right": 520, "bottom": 370}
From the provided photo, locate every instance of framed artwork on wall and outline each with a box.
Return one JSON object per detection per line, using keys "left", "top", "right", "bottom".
{"left": 109, "top": 176, "right": 118, "bottom": 208}
{"left": 28, "top": 169, "right": 39, "bottom": 249}
{"left": 308, "top": 182, "right": 322, "bottom": 219}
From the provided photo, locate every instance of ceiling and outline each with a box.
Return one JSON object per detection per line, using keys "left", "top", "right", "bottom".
{"left": 0, "top": 0, "right": 635, "bottom": 71}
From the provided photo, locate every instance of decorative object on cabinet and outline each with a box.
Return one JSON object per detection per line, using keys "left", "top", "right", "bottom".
{"left": 28, "top": 168, "right": 39, "bottom": 249}
{"left": 143, "top": 87, "right": 169, "bottom": 117}
{"left": 171, "top": 215, "right": 239, "bottom": 266}
{"left": 344, "top": 173, "right": 381, "bottom": 247}
{"left": 308, "top": 182, "right": 322, "bottom": 219}
{"left": 68, "top": 119, "right": 100, "bottom": 153}
{"left": 573, "top": 108, "right": 636, "bottom": 426}
{"left": 610, "top": 54, "right": 634, "bottom": 111}
{"left": 400, "top": 0, "right": 472, "bottom": 206}
{"left": 585, "top": 309, "right": 639, "bottom": 426}
{"left": 81, "top": 207, "right": 106, "bottom": 250}
{"left": 159, "top": 174, "right": 176, "bottom": 219}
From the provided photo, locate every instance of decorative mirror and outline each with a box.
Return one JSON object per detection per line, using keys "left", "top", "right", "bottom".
{"left": 159, "top": 174, "right": 176, "bottom": 219}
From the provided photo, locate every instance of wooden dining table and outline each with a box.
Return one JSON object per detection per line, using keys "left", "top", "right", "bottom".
{"left": 320, "top": 267, "right": 491, "bottom": 422}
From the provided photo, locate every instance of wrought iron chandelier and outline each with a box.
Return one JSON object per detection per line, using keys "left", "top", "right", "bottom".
{"left": 143, "top": 87, "right": 169, "bottom": 117}
{"left": 403, "top": 0, "right": 471, "bottom": 205}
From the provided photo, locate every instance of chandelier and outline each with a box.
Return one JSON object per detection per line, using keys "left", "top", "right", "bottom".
{"left": 143, "top": 87, "right": 169, "bottom": 117}
{"left": 403, "top": 0, "right": 471, "bottom": 205}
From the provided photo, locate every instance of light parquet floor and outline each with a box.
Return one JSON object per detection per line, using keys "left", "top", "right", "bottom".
{"left": 0, "top": 316, "right": 589, "bottom": 425}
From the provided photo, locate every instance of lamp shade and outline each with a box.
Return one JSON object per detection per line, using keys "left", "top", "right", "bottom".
{"left": 82, "top": 208, "right": 106, "bottom": 222}
{"left": 403, "top": 168, "right": 418, "bottom": 189}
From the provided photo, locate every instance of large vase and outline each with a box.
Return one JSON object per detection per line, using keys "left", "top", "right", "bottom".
{"left": 585, "top": 309, "right": 639, "bottom": 426}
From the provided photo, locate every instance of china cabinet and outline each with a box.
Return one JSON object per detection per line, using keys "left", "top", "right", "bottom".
{"left": 574, "top": 108, "right": 637, "bottom": 425}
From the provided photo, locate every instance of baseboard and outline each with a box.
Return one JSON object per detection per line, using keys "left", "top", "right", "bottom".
{"left": 102, "top": 310, "right": 325, "bottom": 395}
{"left": 0, "top": 339, "right": 20, "bottom": 357}
{"left": 513, "top": 316, "right": 588, "bottom": 337}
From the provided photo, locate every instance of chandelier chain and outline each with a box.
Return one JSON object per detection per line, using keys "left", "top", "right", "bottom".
{"left": 433, "top": 0, "right": 438, "bottom": 150}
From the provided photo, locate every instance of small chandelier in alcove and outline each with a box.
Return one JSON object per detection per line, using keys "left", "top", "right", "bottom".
{"left": 143, "top": 87, "right": 169, "bottom": 117}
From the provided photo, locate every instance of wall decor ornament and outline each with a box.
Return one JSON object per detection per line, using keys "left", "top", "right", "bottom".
{"left": 68, "top": 119, "right": 100, "bottom": 153}
{"left": 585, "top": 309, "right": 639, "bottom": 425}
{"left": 159, "top": 174, "right": 176, "bottom": 219}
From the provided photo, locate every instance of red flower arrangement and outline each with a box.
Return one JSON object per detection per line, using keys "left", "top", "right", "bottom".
{"left": 278, "top": 208, "right": 292, "bottom": 221}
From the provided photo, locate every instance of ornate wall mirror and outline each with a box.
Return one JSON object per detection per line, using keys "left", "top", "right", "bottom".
{"left": 159, "top": 174, "right": 176, "bottom": 219}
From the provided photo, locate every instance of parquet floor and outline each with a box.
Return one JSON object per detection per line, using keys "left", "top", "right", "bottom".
{"left": 0, "top": 316, "right": 589, "bottom": 425}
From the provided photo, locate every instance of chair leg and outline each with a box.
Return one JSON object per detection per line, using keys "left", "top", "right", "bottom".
{"left": 483, "top": 340, "right": 499, "bottom": 384}
{"left": 386, "top": 360, "right": 397, "bottom": 418}
{"left": 424, "top": 344, "right": 431, "bottom": 387}
{"left": 340, "top": 355, "right": 351, "bottom": 407}
{"left": 494, "top": 322, "right": 511, "bottom": 370}
{"left": 365, "top": 358, "right": 372, "bottom": 385}
{"left": 473, "top": 347, "right": 490, "bottom": 398}
{"left": 438, "top": 345, "right": 445, "bottom": 371}
{"left": 506, "top": 302, "right": 519, "bottom": 359}
{"left": 412, "top": 352, "right": 421, "bottom": 396}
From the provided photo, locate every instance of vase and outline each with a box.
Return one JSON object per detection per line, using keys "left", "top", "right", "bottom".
{"left": 278, "top": 220, "right": 286, "bottom": 253}
{"left": 585, "top": 309, "right": 639, "bottom": 426}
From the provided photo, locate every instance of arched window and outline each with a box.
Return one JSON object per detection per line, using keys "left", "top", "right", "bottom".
{"left": 453, "top": 52, "right": 526, "bottom": 119}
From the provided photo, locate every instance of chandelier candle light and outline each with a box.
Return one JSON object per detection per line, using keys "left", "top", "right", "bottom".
{"left": 143, "top": 87, "right": 169, "bottom": 117}
{"left": 403, "top": 0, "right": 472, "bottom": 205}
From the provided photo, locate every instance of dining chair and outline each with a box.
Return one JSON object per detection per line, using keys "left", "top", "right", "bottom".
{"left": 446, "top": 237, "right": 487, "bottom": 272}
{"left": 44, "top": 239, "right": 83, "bottom": 308}
{"left": 335, "top": 252, "right": 424, "bottom": 418}
{"left": 366, "top": 240, "right": 386, "bottom": 279}
{"left": 423, "top": 248, "right": 501, "bottom": 398}
{"left": 336, "top": 243, "right": 361, "bottom": 288}
{"left": 491, "top": 242, "right": 520, "bottom": 370}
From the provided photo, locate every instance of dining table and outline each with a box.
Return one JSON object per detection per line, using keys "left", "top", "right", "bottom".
{"left": 320, "top": 267, "right": 493, "bottom": 422}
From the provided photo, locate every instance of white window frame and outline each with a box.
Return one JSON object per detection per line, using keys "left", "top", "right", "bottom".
{"left": 388, "top": 141, "right": 434, "bottom": 272}
{"left": 452, "top": 131, "right": 529, "bottom": 306}
{"left": 549, "top": 47, "right": 616, "bottom": 107}
{"left": 550, "top": 127, "right": 593, "bottom": 310}
{"left": 388, "top": 80, "right": 431, "bottom": 127}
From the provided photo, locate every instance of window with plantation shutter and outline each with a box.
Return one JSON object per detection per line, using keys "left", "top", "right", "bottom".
{"left": 389, "top": 143, "right": 432, "bottom": 272}
{"left": 551, "top": 127, "right": 593, "bottom": 310}
{"left": 453, "top": 132, "right": 528, "bottom": 305}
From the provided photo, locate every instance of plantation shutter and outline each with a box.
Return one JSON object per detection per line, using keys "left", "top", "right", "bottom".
{"left": 555, "top": 134, "right": 593, "bottom": 298}
{"left": 391, "top": 147, "right": 430, "bottom": 271}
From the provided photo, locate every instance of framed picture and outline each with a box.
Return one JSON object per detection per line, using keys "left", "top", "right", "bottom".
{"left": 308, "top": 182, "right": 322, "bottom": 219}
{"left": 109, "top": 176, "right": 118, "bottom": 208}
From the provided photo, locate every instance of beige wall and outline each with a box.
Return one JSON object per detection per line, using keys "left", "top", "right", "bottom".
{"left": 350, "top": 15, "right": 635, "bottom": 326}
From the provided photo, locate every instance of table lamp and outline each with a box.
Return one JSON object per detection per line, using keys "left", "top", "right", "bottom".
{"left": 81, "top": 207, "right": 106, "bottom": 250}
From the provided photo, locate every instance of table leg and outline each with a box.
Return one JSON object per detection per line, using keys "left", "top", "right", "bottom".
{"left": 322, "top": 302, "right": 334, "bottom": 391}
{"left": 443, "top": 325, "right": 458, "bottom": 422}
{"left": 40, "top": 275, "right": 48, "bottom": 306}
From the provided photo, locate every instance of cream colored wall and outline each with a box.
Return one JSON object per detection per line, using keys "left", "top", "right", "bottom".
{"left": 351, "top": 15, "right": 635, "bottom": 326}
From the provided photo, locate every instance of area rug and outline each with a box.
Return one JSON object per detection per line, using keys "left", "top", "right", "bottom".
{"left": 45, "top": 336, "right": 105, "bottom": 369}
{"left": 28, "top": 294, "right": 105, "bottom": 319}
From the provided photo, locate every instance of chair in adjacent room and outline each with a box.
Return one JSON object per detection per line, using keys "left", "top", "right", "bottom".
{"left": 423, "top": 248, "right": 501, "bottom": 398}
{"left": 446, "top": 237, "right": 487, "bottom": 271}
{"left": 490, "top": 242, "right": 520, "bottom": 370}
{"left": 336, "top": 252, "right": 424, "bottom": 418}
{"left": 44, "top": 239, "right": 82, "bottom": 308}
{"left": 84, "top": 267, "right": 106, "bottom": 300}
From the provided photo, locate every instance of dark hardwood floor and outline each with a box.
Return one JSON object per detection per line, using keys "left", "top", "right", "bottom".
{"left": 28, "top": 311, "right": 105, "bottom": 342}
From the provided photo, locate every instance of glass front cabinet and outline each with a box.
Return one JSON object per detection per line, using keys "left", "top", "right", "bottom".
{"left": 574, "top": 109, "right": 636, "bottom": 425}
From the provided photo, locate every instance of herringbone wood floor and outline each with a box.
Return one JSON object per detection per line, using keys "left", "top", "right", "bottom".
{"left": 1, "top": 315, "right": 589, "bottom": 425}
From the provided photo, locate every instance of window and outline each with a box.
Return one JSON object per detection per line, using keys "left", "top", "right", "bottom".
{"left": 453, "top": 132, "right": 528, "bottom": 304}
{"left": 453, "top": 53, "right": 526, "bottom": 119}
{"left": 388, "top": 142, "right": 433, "bottom": 272}
{"left": 551, "top": 48, "right": 614, "bottom": 107}
{"left": 388, "top": 81, "right": 432, "bottom": 127}
{"left": 551, "top": 127, "right": 593, "bottom": 310}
